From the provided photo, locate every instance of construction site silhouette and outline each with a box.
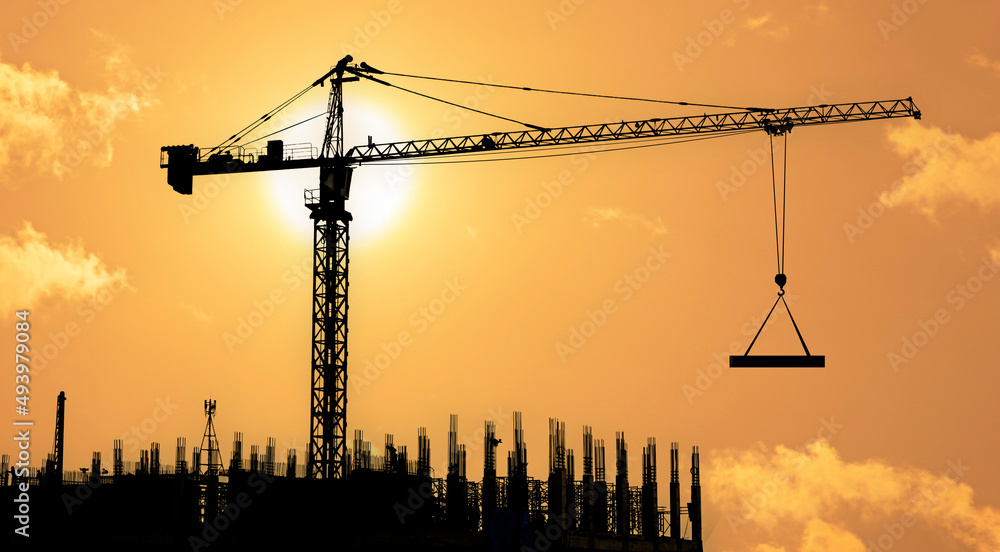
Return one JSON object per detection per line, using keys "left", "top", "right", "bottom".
{"left": 5, "top": 393, "right": 704, "bottom": 551}
{"left": 6, "top": 57, "right": 922, "bottom": 551}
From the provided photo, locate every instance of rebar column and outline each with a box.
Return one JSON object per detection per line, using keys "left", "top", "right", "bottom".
{"left": 670, "top": 442, "right": 680, "bottom": 539}
{"left": 483, "top": 420, "right": 498, "bottom": 535}
{"left": 615, "top": 432, "right": 629, "bottom": 536}
{"left": 641, "top": 438, "right": 657, "bottom": 538}
{"left": 690, "top": 446, "right": 702, "bottom": 545}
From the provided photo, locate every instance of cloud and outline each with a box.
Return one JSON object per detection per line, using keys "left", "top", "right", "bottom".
{"left": 798, "top": 519, "right": 866, "bottom": 552}
{"left": 707, "top": 439, "right": 1000, "bottom": 552}
{"left": 0, "top": 222, "right": 129, "bottom": 311}
{"left": 803, "top": 3, "right": 831, "bottom": 16}
{"left": 967, "top": 52, "right": 1000, "bottom": 75}
{"left": 584, "top": 207, "right": 667, "bottom": 236}
{"left": 881, "top": 121, "right": 1000, "bottom": 216}
{"left": 0, "top": 36, "right": 161, "bottom": 182}
{"left": 743, "top": 13, "right": 791, "bottom": 39}
{"left": 881, "top": 121, "right": 1000, "bottom": 217}
{"left": 180, "top": 303, "right": 212, "bottom": 324}
{"left": 882, "top": 122, "right": 1000, "bottom": 260}
{"left": 746, "top": 14, "right": 773, "bottom": 30}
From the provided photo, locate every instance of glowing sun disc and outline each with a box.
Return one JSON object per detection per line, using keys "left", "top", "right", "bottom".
{"left": 267, "top": 101, "right": 413, "bottom": 244}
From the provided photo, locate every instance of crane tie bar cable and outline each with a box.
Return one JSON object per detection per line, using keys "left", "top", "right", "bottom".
{"left": 209, "top": 63, "right": 788, "bottom": 160}
{"left": 368, "top": 69, "right": 775, "bottom": 113}
{"left": 355, "top": 72, "right": 546, "bottom": 131}
{"left": 242, "top": 112, "right": 327, "bottom": 146}
{"left": 204, "top": 59, "right": 354, "bottom": 159}
{"left": 203, "top": 82, "right": 316, "bottom": 159}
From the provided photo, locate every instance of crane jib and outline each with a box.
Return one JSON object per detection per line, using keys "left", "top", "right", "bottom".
{"left": 350, "top": 98, "right": 919, "bottom": 161}
{"left": 160, "top": 97, "right": 918, "bottom": 191}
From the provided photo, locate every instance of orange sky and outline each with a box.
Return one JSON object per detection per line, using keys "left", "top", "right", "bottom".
{"left": 3, "top": 1, "right": 999, "bottom": 550}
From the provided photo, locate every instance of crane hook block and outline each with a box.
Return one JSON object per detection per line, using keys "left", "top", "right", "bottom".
{"left": 774, "top": 273, "right": 787, "bottom": 289}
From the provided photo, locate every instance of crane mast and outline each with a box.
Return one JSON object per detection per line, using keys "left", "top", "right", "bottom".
{"left": 160, "top": 58, "right": 920, "bottom": 480}
{"left": 308, "top": 57, "right": 358, "bottom": 479}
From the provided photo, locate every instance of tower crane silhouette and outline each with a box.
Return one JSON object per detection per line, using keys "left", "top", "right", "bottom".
{"left": 160, "top": 55, "right": 920, "bottom": 479}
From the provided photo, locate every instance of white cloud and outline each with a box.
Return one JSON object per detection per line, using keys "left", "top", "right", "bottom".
{"left": 746, "top": 14, "right": 773, "bottom": 30}
{"left": 180, "top": 303, "right": 212, "bottom": 324}
{"left": 0, "top": 36, "right": 162, "bottom": 181}
{"left": 0, "top": 222, "right": 129, "bottom": 311}
{"left": 881, "top": 121, "right": 1000, "bottom": 215}
{"left": 798, "top": 519, "right": 866, "bottom": 552}
{"left": 744, "top": 13, "right": 791, "bottom": 39}
{"left": 584, "top": 207, "right": 667, "bottom": 236}
{"left": 708, "top": 440, "right": 1000, "bottom": 552}
{"left": 967, "top": 52, "right": 1000, "bottom": 75}
{"left": 804, "top": 3, "right": 831, "bottom": 16}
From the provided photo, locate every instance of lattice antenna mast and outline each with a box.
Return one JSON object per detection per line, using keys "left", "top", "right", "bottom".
{"left": 200, "top": 399, "right": 222, "bottom": 475}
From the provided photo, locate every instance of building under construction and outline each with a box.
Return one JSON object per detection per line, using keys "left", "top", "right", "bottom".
{"left": 4, "top": 393, "right": 703, "bottom": 551}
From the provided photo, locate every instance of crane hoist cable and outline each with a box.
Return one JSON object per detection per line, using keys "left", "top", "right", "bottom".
{"left": 730, "top": 131, "right": 825, "bottom": 368}
{"left": 772, "top": 132, "right": 787, "bottom": 278}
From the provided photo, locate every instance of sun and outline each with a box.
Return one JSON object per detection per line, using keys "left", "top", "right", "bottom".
{"left": 266, "top": 98, "right": 414, "bottom": 245}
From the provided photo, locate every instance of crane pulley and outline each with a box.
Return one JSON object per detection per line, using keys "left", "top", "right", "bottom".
{"left": 160, "top": 56, "right": 920, "bottom": 478}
